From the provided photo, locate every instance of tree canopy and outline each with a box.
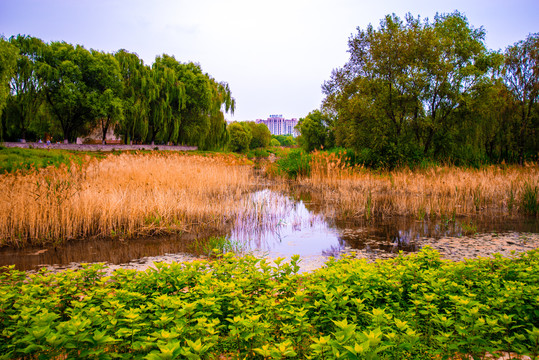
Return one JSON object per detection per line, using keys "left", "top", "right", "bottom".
{"left": 318, "top": 12, "right": 538, "bottom": 167}
{"left": 1, "top": 36, "right": 234, "bottom": 148}
{"left": 0, "top": 37, "right": 18, "bottom": 137}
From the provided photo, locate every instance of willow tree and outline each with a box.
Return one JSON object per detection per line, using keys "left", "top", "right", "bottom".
{"left": 114, "top": 49, "right": 150, "bottom": 144}
{"left": 156, "top": 60, "right": 233, "bottom": 149}
{"left": 202, "top": 80, "right": 235, "bottom": 150}
{"left": 0, "top": 37, "right": 18, "bottom": 139}
{"left": 6, "top": 35, "right": 44, "bottom": 141}
{"left": 420, "top": 12, "right": 492, "bottom": 157}
{"left": 174, "top": 62, "right": 212, "bottom": 146}
{"left": 503, "top": 33, "right": 539, "bottom": 164}
{"left": 147, "top": 55, "right": 185, "bottom": 145}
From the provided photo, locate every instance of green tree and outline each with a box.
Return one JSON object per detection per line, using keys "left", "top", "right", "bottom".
{"left": 6, "top": 35, "right": 44, "bottom": 141}
{"left": 87, "top": 50, "right": 124, "bottom": 143}
{"left": 296, "top": 110, "right": 332, "bottom": 152}
{"left": 175, "top": 61, "right": 212, "bottom": 146}
{"left": 243, "top": 121, "right": 271, "bottom": 148}
{"left": 323, "top": 12, "right": 493, "bottom": 166}
{"left": 114, "top": 49, "right": 150, "bottom": 144}
{"left": 202, "top": 80, "right": 234, "bottom": 150}
{"left": 38, "top": 42, "right": 95, "bottom": 143}
{"left": 272, "top": 135, "right": 296, "bottom": 147}
{"left": 147, "top": 54, "right": 185, "bottom": 145}
{"left": 503, "top": 33, "right": 539, "bottom": 164}
{"left": 457, "top": 76, "right": 519, "bottom": 163}
{"left": 204, "top": 111, "right": 230, "bottom": 151}
{"left": 0, "top": 37, "right": 18, "bottom": 139}
{"left": 228, "top": 122, "right": 251, "bottom": 152}
{"left": 420, "top": 12, "right": 492, "bottom": 157}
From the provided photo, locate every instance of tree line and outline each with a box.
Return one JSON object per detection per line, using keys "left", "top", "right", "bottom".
{"left": 297, "top": 12, "right": 538, "bottom": 167}
{"left": 0, "top": 35, "right": 235, "bottom": 150}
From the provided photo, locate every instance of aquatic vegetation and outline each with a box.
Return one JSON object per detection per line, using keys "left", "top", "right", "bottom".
{"left": 520, "top": 182, "right": 539, "bottom": 216}
{"left": 281, "top": 150, "right": 539, "bottom": 219}
{"left": 0, "top": 152, "right": 261, "bottom": 247}
{"left": 191, "top": 236, "right": 245, "bottom": 256}
{"left": 0, "top": 248, "right": 537, "bottom": 359}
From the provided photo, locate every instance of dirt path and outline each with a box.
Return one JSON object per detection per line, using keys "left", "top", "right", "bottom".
{"left": 2, "top": 142, "right": 197, "bottom": 152}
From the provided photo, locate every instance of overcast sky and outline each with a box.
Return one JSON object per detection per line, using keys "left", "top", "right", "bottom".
{"left": 1, "top": 0, "right": 538, "bottom": 121}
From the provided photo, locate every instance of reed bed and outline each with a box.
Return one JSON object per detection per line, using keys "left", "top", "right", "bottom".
{"left": 300, "top": 151, "right": 539, "bottom": 220}
{"left": 0, "top": 152, "right": 260, "bottom": 247}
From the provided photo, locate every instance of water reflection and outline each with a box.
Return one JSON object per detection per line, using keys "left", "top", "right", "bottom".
{"left": 0, "top": 188, "right": 538, "bottom": 272}
{"left": 231, "top": 189, "right": 343, "bottom": 257}
{"left": 0, "top": 236, "right": 195, "bottom": 272}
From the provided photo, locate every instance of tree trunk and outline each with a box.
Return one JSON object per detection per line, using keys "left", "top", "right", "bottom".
{"left": 102, "top": 117, "right": 110, "bottom": 145}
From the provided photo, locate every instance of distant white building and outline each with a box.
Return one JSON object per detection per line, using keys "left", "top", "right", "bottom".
{"left": 256, "top": 115, "right": 299, "bottom": 137}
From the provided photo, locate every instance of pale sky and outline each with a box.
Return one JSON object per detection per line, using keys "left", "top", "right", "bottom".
{"left": 1, "top": 0, "right": 538, "bottom": 121}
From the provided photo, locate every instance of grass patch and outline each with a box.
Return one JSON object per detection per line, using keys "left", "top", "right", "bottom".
{"left": 0, "top": 248, "right": 537, "bottom": 359}
{"left": 0, "top": 147, "right": 107, "bottom": 174}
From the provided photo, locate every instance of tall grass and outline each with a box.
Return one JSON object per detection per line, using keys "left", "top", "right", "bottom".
{"left": 521, "top": 182, "right": 539, "bottom": 216}
{"left": 0, "top": 152, "right": 260, "bottom": 247}
{"left": 294, "top": 150, "right": 539, "bottom": 219}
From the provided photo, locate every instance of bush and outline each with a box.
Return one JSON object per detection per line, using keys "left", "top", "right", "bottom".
{"left": 243, "top": 122, "right": 271, "bottom": 149}
{"left": 275, "top": 148, "right": 311, "bottom": 178}
{"left": 272, "top": 135, "right": 297, "bottom": 147}
{"left": 247, "top": 148, "right": 270, "bottom": 159}
{"left": 1, "top": 248, "right": 538, "bottom": 359}
{"left": 228, "top": 122, "right": 252, "bottom": 153}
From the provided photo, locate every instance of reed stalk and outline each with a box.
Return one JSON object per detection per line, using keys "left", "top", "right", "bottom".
{"left": 0, "top": 152, "right": 260, "bottom": 247}
{"left": 299, "top": 151, "right": 539, "bottom": 220}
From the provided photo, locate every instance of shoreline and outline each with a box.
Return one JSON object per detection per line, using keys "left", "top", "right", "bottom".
{"left": 27, "top": 231, "right": 539, "bottom": 275}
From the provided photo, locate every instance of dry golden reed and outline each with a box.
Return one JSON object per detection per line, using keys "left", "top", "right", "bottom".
{"left": 301, "top": 151, "right": 539, "bottom": 220}
{"left": 0, "top": 152, "right": 259, "bottom": 247}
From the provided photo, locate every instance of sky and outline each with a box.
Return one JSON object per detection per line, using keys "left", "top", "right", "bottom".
{"left": 1, "top": 0, "right": 538, "bottom": 121}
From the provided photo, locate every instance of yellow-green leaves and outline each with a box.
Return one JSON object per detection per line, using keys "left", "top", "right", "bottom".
{"left": 1, "top": 248, "right": 538, "bottom": 359}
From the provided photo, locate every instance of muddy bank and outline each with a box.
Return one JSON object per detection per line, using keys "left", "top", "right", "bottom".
{"left": 26, "top": 232, "right": 538, "bottom": 275}
{"left": 344, "top": 232, "right": 539, "bottom": 262}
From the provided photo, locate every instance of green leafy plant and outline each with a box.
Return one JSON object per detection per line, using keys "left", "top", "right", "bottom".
{"left": 1, "top": 248, "right": 538, "bottom": 359}
{"left": 520, "top": 182, "right": 538, "bottom": 216}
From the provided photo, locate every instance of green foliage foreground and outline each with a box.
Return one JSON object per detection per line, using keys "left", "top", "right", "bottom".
{"left": 1, "top": 248, "right": 538, "bottom": 359}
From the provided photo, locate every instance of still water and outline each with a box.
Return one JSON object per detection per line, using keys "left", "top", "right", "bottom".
{"left": 0, "top": 189, "right": 537, "bottom": 271}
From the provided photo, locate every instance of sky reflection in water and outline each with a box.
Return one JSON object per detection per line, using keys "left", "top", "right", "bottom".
{"left": 1, "top": 188, "right": 538, "bottom": 271}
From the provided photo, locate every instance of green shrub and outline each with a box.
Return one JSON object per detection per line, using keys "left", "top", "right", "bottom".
{"left": 1, "top": 248, "right": 537, "bottom": 359}
{"left": 228, "top": 122, "right": 252, "bottom": 153}
{"left": 270, "top": 138, "right": 281, "bottom": 147}
{"left": 247, "top": 148, "right": 270, "bottom": 159}
{"left": 275, "top": 148, "right": 311, "bottom": 178}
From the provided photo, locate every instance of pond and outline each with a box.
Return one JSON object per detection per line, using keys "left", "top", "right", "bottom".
{"left": 0, "top": 188, "right": 538, "bottom": 272}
